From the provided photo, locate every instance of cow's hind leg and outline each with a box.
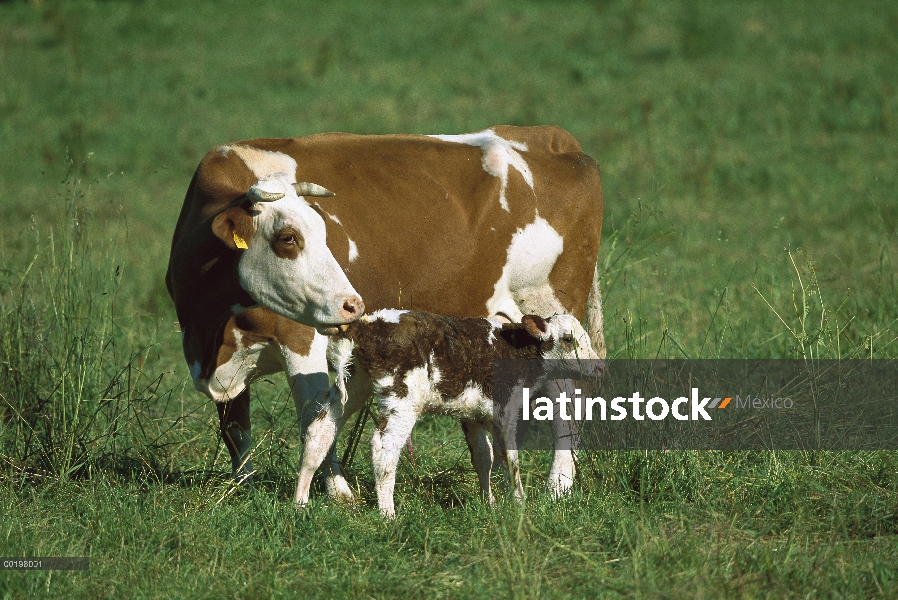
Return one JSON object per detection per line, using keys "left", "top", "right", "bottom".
{"left": 461, "top": 420, "right": 495, "bottom": 504}
{"left": 217, "top": 389, "right": 255, "bottom": 484}
{"left": 491, "top": 424, "right": 525, "bottom": 502}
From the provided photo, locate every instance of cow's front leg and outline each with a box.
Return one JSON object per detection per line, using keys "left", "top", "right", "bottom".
{"left": 217, "top": 389, "right": 255, "bottom": 484}
{"left": 282, "top": 332, "right": 355, "bottom": 502}
{"left": 544, "top": 378, "right": 580, "bottom": 497}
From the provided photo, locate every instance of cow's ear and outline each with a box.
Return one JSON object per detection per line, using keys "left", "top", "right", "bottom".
{"left": 212, "top": 207, "right": 255, "bottom": 250}
{"left": 522, "top": 315, "right": 549, "bottom": 340}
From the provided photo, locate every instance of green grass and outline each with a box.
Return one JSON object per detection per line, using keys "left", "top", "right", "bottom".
{"left": 1, "top": 0, "right": 897, "bottom": 597}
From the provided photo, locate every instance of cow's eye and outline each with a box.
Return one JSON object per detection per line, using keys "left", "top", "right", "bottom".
{"left": 561, "top": 335, "right": 574, "bottom": 345}
{"left": 271, "top": 227, "right": 304, "bottom": 257}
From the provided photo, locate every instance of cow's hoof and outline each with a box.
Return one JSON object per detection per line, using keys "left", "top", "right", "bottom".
{"left": 232, "top": 471, "right": 256, "bottom": 488}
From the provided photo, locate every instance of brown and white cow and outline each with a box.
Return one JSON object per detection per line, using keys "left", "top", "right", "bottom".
{"left": 298, "top": 309, "right": 602, "bottom": 517}
{"left": 165, "top": 125, "right": 605, "bottom": 499}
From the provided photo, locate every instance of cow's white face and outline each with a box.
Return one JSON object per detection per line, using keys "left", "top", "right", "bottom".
{"left": 213, "top": 176, "right": 364, "bottom": 333}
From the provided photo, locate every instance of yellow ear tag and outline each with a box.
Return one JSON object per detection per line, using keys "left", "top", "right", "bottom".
{"left": 233, "top": 231, "right": 248, "bottom": 250}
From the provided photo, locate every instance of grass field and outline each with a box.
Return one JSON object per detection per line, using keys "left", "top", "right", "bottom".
{"left": 1, "top": 0, "right": 897, "bottom": 597}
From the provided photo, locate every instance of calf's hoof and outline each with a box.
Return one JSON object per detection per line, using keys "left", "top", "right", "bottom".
{"left": 326, "top": 475, "right": 357, "bottom": 504}
{"left": 546, "top": 473, "right": 575, "bottom": 499}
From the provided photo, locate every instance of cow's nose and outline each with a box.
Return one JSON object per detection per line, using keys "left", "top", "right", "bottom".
{"left": 341, "top": 297, "right": 365, "bottom": 321}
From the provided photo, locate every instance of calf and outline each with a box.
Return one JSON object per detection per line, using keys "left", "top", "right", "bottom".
{"left": 294, "top": 309, "right": 602, "bottom": 517}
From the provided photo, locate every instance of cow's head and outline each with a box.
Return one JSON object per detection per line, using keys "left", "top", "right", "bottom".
{"left": 212, "top": 173, "right": 364, "bottom": 334}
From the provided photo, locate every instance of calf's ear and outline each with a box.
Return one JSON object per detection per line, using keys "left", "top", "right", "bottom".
{"left": 522, "top": 315, "right": 549, "bottom": 340}
{"left": 212, "top": 207, "right": 255, "bottom": 250}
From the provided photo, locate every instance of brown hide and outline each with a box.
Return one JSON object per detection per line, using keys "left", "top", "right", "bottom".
{"left": 340, "top": 311, "right": 552, "bottom": 405}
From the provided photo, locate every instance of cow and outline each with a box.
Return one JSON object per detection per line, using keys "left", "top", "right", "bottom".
{"left": 296, "top": 309, "right": 603, "bottom": 517}
{"left": 165, "top": 125, "right": 605, "bottom": 501}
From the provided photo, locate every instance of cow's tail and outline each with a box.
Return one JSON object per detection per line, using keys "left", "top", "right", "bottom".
{"left": 583, "top": 263, "right": 607, "bottom": 360}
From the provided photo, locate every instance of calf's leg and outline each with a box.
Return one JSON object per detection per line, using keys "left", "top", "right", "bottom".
{"left": 371, "top": 402, "right": 419, "bottom": 518}
{"left": 461, "top": 420, "right": 495, "bottom": 504}
{"left": 492, "top": 424, "right": 525, "bottom": 502}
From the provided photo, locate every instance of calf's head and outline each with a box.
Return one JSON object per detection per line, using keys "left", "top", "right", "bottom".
{"left": 212, "top": 174, "right": 364, "bottom": 333}
{"left": 521, "top": 313, "right": 604, "bottom": 378}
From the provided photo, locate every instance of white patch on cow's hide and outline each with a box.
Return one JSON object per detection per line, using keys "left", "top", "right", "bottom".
{"left": 374, "top": 373, "right": 395, "bottom": 394}
{"left": 373, "top": 367, "right": 432, "bottom": 464}
{"left": 399, "top": 366, "right": 435, "bottom": 411}
{"left": 429, "top": 355, "right": 441, "bottom": 385}
{"left": 363, "top": 309, "right": 408, "bottom": 324}
{"left": 319, "top": 209, "right": 357, "bottom": 262}
{"left": 486, "top": 214, "right": 565, "bottom": 321}
{"left": 198, "top": 329, "right": 272, "bottom": 402}
{"left": 436, "top": 383, "right": 492, "bottom": 420}
{"left": 428, "top": 129, "right": 533, "bottom": 212}
{"left": 229, "top": 145, "right": 298, "bottom": 183}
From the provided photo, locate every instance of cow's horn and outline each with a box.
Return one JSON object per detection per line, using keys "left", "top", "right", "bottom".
{"left": 247, "top": 188, "right": 285, "bottom": 202}
{"left": 293, "top": 182, "right": 336, "bottom": 197}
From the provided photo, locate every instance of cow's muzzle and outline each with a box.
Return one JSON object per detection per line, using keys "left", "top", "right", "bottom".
{"left": 340, "top": 296, "right": 364, "bottom": 322}
{"left": 317, "top": 296, "right": 365, "bottom": 335}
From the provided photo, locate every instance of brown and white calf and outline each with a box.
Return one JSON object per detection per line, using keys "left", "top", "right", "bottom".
{"left": 295, "top": 309, "right": 602, "bottom": 517}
